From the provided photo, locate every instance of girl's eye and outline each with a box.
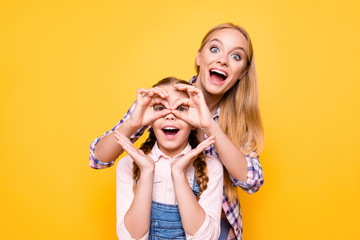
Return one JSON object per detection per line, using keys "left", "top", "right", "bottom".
{"left": 232, "top": 54, "right": 241, "bottom": 61}
{"left": 153, "top": 104, "right": 165, "bottom": 111}
{"left": 177, "top": 105, "right": 189, "bottom": 112}
{"left": 210, "top": 46, "right": 219, "bottom": 53}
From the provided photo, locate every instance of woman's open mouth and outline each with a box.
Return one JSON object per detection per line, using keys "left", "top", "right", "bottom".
{"left": 209, "top": 69, "right": 228, "bottom": 84}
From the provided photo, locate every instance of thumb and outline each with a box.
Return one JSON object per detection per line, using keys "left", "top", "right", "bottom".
{"left": 172, "top": 109, "right": 187, "bottom": 121}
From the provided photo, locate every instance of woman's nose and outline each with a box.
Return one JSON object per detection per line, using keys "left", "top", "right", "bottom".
{"left": 217, "top": 54, "right": 228, "bottom": 66}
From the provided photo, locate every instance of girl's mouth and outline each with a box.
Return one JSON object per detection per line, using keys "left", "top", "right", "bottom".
{"left": 209, "top": 69, "right": 228, "bottom": 84}
{"left": 162, "top": 127, "right": 179, "bottom": 139}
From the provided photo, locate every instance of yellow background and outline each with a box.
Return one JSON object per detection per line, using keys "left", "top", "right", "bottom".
{"left": 1, "top": 0, "right": 359, "bottom": 239}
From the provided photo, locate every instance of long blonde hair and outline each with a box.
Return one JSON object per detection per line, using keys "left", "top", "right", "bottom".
{"left": 196, "top": 23, "right": 264, "bottom": 201}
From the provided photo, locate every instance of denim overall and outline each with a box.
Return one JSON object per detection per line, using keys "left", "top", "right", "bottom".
{"left": 148, "top": 172, "right": 199, "bottom": 240}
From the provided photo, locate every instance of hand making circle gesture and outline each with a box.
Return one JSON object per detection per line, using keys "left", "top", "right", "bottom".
{"left": 171, "top": 84, "right": 214, "bottom": 131}
{"left": 126, "top": 87, "right": 172, "bottom": 130}
{"left": 114, "top": 131, "right": 155, "bottom": 174}
{"left": 171, "top": 136, "right": 215, "bottom": 176}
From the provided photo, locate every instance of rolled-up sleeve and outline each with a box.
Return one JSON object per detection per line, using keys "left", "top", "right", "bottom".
{"left": 229, "top": 154, "right": 264, "bottom": 194}
{"left": 186, "top": 156, "right": 223, "bottom": 240}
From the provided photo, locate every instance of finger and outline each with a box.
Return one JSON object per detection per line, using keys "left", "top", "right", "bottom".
{"left": 114, "top": 133, "right": 132, "bottom": 149}
{"left": 153, "top": 108, "right": 172, "bottom": 119}
{"left": 187, "top": 88, "right": 204, "bottom": 99}
{"left": 137, "top": 88, "right": 149, "bottom": 95}
{"left": 171, "top": 110, "right": 190, "bottom": 124}
{"left": 186, "top": 87, "right": 201, "bottom": 94}
{"left": 195, "top": 136, "right": 215, "bottom": 152}
{"left": 137, "top": 88, "right": 155, "bottom": 101}
{"left": 150, "top": 87, "right": 169, "bottom": 98}
{"left": 174, "top": 83, "right": 197, "bottom": 91}
{"left": 150, "top": 98, "right": 171, "bottom": 109}
{"left": 113, "top": 131, "right": 126, "bottom": 141}
{"left": 182, "top": 137, "right": 215, "bottom": 162}
{"left": 137, "top": 149, "right": 146, "bottom": 156}
{"left": 189, "top": 91, "right": 207, "bottom": 106}
{"left": 147, "top": 88, "right": 161, "bottom": 98}
{"left": 137, "top": 88, "right": 151, "bottom": 98}
{"left": 114, "top": 132, "right": 136, "bottom": 152}
{"left": 172, "top": 98, "right": 191, "bottom": 110}
{"left": 154, "top": 87, "right": 169, "bottom": 97}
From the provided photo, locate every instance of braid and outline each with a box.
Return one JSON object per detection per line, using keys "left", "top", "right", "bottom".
{"left": 132, "top": 128, "right": 156, "bottom": 187}
{"left": 189, "top": 130, "right": 209, "bottom": 200}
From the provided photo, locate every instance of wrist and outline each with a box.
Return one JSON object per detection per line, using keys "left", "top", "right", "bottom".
{"left": 202, "top": 120, "right": 218, "bottom": 136}
{"left": 121, "top": 119, "right": 140, "bottom": 134}
{"left": 139, "top": 168, "right": 155, "bottom": 180}
{"left": 171, "top": 167, "right": 186, "bottom": 179}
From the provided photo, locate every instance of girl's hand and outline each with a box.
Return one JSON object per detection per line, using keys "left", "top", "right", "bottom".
{"left": 171, "top": 136, "right": 215, "bottom": 176}
{"left": 172, "top": 84, "right": 214, "bottom": 130}
{"left": 126, "top": 87, "right": 172, "bottom": 130}
{"left": 114, "top": 131, "right": 155, "bottom": 174}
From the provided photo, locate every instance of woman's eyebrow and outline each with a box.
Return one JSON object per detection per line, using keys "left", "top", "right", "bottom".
{"left": 209, "top": 38, "right": 245, "bottom": 53}
{"left": 209, "top": 38, "right": 222, "bottom": 45}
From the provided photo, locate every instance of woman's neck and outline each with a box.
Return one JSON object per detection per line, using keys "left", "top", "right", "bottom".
{"left": 194, "top": 80, "right": 223, "bottom": 116}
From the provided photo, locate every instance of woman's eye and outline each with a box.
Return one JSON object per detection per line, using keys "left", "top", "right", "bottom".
{"left": 177, "top": 105, "right": 188, "bottom": 112}
{"left": 210, "top": 46, "right": 219, "bottom": 53}
{"left": 153, "top": 104, "right": 164, "bottom": 111}
{"left": 232, "top": 54, "right": 241, "bottom": 61}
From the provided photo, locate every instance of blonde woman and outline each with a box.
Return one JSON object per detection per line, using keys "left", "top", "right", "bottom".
{"left": 90, "top": 23, "right": 264, "bottom": 240}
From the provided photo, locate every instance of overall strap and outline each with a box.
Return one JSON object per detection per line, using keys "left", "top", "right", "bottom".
{"left": 191, "top": 170, "right": 200, "bottom": 198}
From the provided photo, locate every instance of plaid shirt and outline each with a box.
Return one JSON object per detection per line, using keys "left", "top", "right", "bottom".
{"left": 89, "top": 76, "right": 264, "bottom": 240}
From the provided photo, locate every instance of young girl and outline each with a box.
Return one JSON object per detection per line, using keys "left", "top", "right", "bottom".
{"left": 115, "top": 77, "right": 224, "bottom": 240}
{"left": 90, "top": 23, "right": 264, "bottom": 240}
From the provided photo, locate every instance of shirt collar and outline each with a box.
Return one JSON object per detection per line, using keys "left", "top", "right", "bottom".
{"left": 149, "top": 141, "right": 193, "bottom": 163}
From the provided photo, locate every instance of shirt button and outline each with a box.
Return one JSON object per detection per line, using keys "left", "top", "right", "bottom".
{"left": 168, "top": 188, "right": 172, "bottom": 192}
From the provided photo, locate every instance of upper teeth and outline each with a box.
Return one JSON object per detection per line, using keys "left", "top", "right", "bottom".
{"left": 211, "top": 69, "right": 227, "bottom": 77}
{"left": 163, "top": 127, "right": 177, "bottom": 130}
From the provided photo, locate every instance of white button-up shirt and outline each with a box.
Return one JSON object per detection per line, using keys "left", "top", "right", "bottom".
{"left": 116, "top": 142, "right": 224, "bottom": 240}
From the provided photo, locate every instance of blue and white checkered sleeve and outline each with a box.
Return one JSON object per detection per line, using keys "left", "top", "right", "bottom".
{"left": 229, "top": 154, "right": 264, "bottom": 194}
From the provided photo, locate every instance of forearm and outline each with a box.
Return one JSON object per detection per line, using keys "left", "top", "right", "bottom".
{"left": 203, "top": 122, "right": 248, "bottom": 182}
{"left": 172, "top": 172, "right": 205, "bottom": 236}
{"left": 124, "top": 171, "right": 154, "bottom": 239}
{"left": 93, "top": 120, "right": 139, "bottom": 163}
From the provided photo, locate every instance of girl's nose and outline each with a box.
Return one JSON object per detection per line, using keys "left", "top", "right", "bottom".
{"left": 164, "top": 112, "right": 176, "bottom": 120}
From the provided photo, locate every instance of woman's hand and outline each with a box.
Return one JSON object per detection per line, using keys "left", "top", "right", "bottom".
{"left": 126, "top": 87, "right": 172, "bottom": 130}
{"left": 172, "top": 84, "right": 214, "bottom": 131}
{"left": 114, "top": 131, "right": 155, "bottom": 174}
{"left": 171, "top": 136, "right": 215, "bottom": 176}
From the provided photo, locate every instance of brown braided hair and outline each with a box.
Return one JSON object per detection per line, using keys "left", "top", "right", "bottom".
{"left": 132, "top": 76, "right": 209, "bottom": 200}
